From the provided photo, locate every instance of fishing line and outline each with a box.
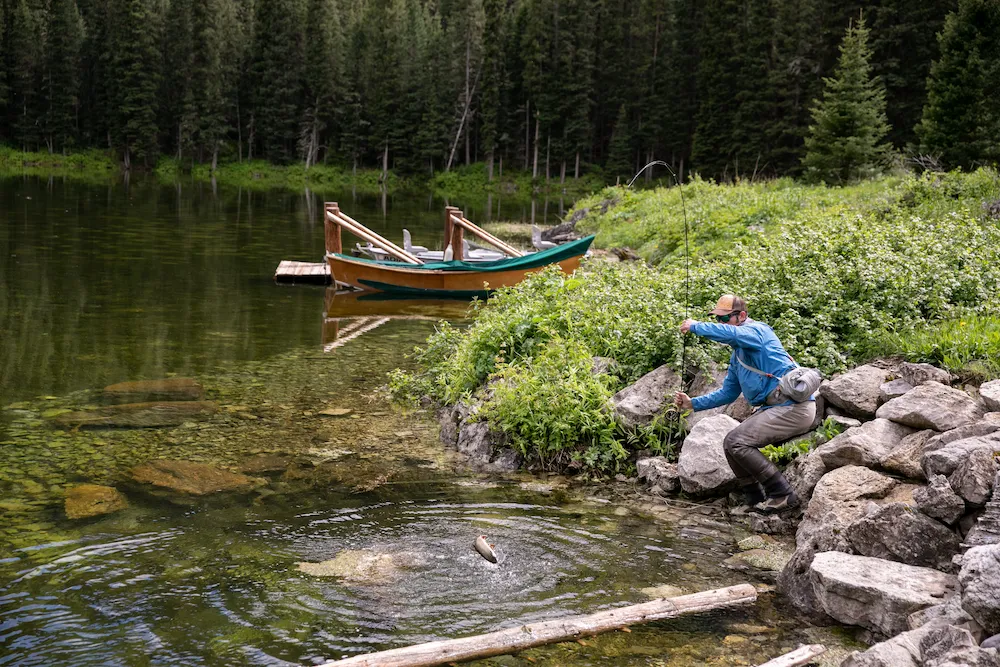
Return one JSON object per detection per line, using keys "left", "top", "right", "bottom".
{"left": 626, "top": 160, "right": 692, "bottom": 389}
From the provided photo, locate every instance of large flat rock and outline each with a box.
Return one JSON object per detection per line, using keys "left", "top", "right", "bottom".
{"left": 102, "top": 377, "right": 204, "bottom": 403}
{"left": 51, "top": 401, "right": 217, "bottom": 428}
{"left": 820, "top": 364, "right": 892, "bottom": 419}
{"left": 64, "top": 484, "right": 128, "bottom": 519}
{"left": 876, "top": 381, "right": 984, "bottom": 431}
{"left": 127, "top": 459, "right": 259, "bottom": 496}
{"left": 810, "top": 551, "right": 958, "bottom": 636}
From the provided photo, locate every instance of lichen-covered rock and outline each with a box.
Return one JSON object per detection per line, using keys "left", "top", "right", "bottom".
{"left": 964, "top": 472, "right": 1000, "bottom": 548}
{"left": 102, "top": 377, "right": 204, "bottom": 403}
{"left": 899, "top": 362, "right": 953, "bottom": 387}
{"left": 951, "top": 448, "right": 999, "bottom": 506}
{"left": 817, "top": 418, "right": 917, "bottom": 470}
{"left": 784, "top": 450, "right": 828, "bottom": 503}
{"left": 820, "top": 365, "right": 892, "bottom": 419}
{"left": 880, "top": 378, "right": 915, "bottom": 403}
{"left": 64, "top": 484, "right": 128, "bottom": 519}
{"left": 777, "top": 467, "right": 898, "bottom": 618}
{"left": 809, "top": 551, "right": 959, "bottom": 636}
{"left": 960, "top": 545, "right": 1000, "bottom": 635}
{"left": 611, "top": 364, "right": 682, "bottom": 429}
{"left": 845, "top": 502, "right": 961, "bottom": 571}
{"left": 981, "top": 381, "right": 1000, "bottom": 413}
{"left": 52, "top": 401, "right": 217, "bottom": 428}
{"left": 877, "top": 382, "right": 984, "bottom": 432}
{"left": 127, "top": 459, "right": 259, "bottom": 496}
{"left": 915, "top": 475, "right": 968, "bottom": 525}
{"left": 878, "top": 429, "right": 936, "bottom": 481}
{"left": 636, "top": 457, "right": 680, "bottom": 494}
{"left": 677, "top": 414, "right": 739, "bottom": 494}
{"left": 924, "top": 433, "right": 1000, "bottom": 478}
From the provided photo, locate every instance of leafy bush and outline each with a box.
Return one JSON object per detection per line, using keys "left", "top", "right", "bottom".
{"left": 392, "top": 168, "right": 1000, "bottom": 474}
{"left": 761, "top": 417, "right": 845, "bottom": 465}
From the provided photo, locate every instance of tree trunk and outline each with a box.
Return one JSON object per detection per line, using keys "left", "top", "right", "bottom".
{"left": 560, "top": 159, "right": 565, "bottom": 185}
{"left": 532, "top": 116, "right": 539, "bottom": 179}
{"left": 316, "top": 584, "right": 757, "bottom": 667}
{"left": 487, "top": 153, "right": 494, "bottom": 182}
{"left": 545, "top": 135, "right": 550, "bottom": 183}
{"left": 575, "top": 151, "right": 580, "bottom": 179}
{"left": 382, "top": 140, "right": 389, "bottom": 183}
{"left": 524, "top": 101, "right": 530, "bottom": 171}
{"left": 757, "top": 645, "right": 826, "bottom": 667}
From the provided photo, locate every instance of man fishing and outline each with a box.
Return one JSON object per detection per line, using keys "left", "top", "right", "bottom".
{"left": 674, "top": 295, "right": 815, "bottom": 514}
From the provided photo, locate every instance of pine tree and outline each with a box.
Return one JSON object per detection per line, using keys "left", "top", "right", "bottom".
{"left": 918, "top": 0, "right": 1000, "bottom": 169}
{"left": 160, "top": 0, "right": 194, "bottom": 160}
{"left": 250, "top": 0, "right": 305, "bottom": 164}
{"left": 108, "top": 0, "right": 162, "bottom": 167}
{"left": 42, "top": 0, "right": 85, "bottom": 153}
{"left": 188, "top": 0, "right": 228, "bottom": 167}
{"left": 606, "top": 104, "right": 632, "bottom": 183}
{"left": 301, "top": 0, "right": 345, "bottom": 168}
{"left": 479, "top": 0, "right": 505, "bottom": 180}
{"left": 8, "top": 0, "right": 43, "bottom": 150}
{"left": 802, "top": 15, "right": 891, "bottom": 183}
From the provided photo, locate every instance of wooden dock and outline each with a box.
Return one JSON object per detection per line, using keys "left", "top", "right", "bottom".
{"left": 274, "top": 260, "right": 332, "bottom": 285}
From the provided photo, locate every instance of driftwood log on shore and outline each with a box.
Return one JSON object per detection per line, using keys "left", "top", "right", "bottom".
{"left": 317, "top": 583, "right": 757, "bottom": 667}
{"left": 756, "top": 644, "right": 826, "bottom": 667}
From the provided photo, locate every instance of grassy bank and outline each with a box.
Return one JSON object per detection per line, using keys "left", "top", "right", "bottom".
{"left": 390, "top": 168, "right": 1000, "bottom": 474}
{"left": 0, "top": 147, "right": 118, "bottom": 182}
{"left": 0, "top": 144, "right": 609, "bottom": 201}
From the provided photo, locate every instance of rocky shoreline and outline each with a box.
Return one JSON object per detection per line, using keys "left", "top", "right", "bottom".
{"left": 440, "top": 360, "right": 1000, "bottom": 666}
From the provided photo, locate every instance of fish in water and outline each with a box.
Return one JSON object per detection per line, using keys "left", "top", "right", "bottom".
{"left": 474, "top": 535, "right": 498, "bottom": 563}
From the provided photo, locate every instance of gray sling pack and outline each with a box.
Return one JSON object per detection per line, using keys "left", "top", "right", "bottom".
{"left": 735, "top": 353, "right": 822, "bottom": 403}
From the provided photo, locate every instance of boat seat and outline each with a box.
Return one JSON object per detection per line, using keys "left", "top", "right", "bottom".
{"left": 402, "top": 229, "right": 429, "bottom": 254}
{"left": 532, "top": 225, "right": 558, "bottom": 251}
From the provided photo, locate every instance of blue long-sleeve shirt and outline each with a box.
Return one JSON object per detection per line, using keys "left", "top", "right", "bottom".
{"left": 689, "top": 319, "right": 804, "bottom": 411}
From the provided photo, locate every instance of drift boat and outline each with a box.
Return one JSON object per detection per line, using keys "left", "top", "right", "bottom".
{"left": 323, "top": 202, "right": 593, "bottom": 298}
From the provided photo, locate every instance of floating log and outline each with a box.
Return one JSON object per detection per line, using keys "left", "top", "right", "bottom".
{"left": 755, "top": 644, "right": 826, "bottom": 667}
{"left": 317, "top": 583, "right": 757, "bottom": 667}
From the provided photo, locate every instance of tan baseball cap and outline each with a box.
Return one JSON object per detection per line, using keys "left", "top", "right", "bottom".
{"left": 708, "top": 294, "right": 747, "bottom": 316}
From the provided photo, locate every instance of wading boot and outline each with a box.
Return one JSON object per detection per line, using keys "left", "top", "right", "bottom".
{"left": 750, "top": 471, "right": 800, "bottom": 515}
{"left": 729, "top": 482, "right": 767, "bottom": 516}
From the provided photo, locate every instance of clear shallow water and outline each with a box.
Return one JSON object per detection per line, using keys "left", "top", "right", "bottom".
{"left": 0, "top": 176, "right": 847, "bottom": 665}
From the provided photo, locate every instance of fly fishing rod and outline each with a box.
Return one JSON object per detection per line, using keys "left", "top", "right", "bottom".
{"left": 626, "top": 160, "right": 692, "bottom": 374}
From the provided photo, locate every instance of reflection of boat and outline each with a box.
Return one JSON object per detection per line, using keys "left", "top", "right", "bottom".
{"left": 321, "top": 289, "right": 471, "bottom": 352}
{"left": 324, "top": 202, "right": 593, "bottom": 298}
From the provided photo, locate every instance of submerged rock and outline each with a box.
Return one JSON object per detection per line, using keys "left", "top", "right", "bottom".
{"left": 102, "top": 377, "right": 204, "bottom": 403}
{"left": 64, "top": 484, "right": 128, "bottom": 519}
{"left": 52, "top": 401, "right": 217, "bottom": 428}
{"left": 296, "top": 549, "right": 425, "bottom": 584}
{"left": 127, "top": 459, "right": 260, "bottom": 496}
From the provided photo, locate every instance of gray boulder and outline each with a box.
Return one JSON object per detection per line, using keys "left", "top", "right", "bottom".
{"left": 777, "top": 466, "right": 899, "bottom": 617}
{"left": 845, "top": 502, "right": 962, "bottom": 571}
{"left": 899, "top": 362, "right": 954, "bottom": 387}
{"left": 677, "top": 414, "right": 739, "bottom": 494}
{"left": 817, "top": 418, "right": 917, "bottom": 470}
{"left": 915, "top": 475, "right": 968, "bottom": 525}
{"left": 881, "top": 429, "right": 938, "bottom": 481}
{"left": 964, "top": 472, "right": 1000, "bottom": 548}
{"left": 612, "top": 364, "right": 682, "bottom": 429}
{"left": 881, "top": 378, "right": 915, "bottom": 403}
{"left": 981, "top": 381, "right": 1000, "bottom": 413}
{"left": 960, "top": 545, "right": 1000, "bottom": 635}
{"left": 455, "top": 421, "right": 521, "bottom": 472}
{"left": 844, "top": 620, "right": 997, "bottom": 667}
{"left": 925, "top": 433, "right": 1000, "bottom": 478}
{"left": 636, "top": 457, "right": 680, "bottom": 494}
{"left": 877, "top": 382, "right": 985, "bottom": 432}
{"left": 724, "top": 395, "right": 753, "bottom": 422}
{"left": 951, "top": 449, "right": 1000, "bottom": 506}
{"left": 820, "top": 364, "right": 892, "bottom": 419}
{"left": 927, "top": 417, "right": 1000, "bottom": 454}
{"left": 784, "top": 450, "right": 828, "bottom": 503}
{"left": 809, "top": 551, "right": 959, "bottom": 636}
{"left": 909, "top": 596, "right": 983, "bottom": 638}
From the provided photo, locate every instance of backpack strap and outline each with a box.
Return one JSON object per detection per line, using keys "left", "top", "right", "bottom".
{"left": 735, "top": 352, "right": 777, "bottom": 379}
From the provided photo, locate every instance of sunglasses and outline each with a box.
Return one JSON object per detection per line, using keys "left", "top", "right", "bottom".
{"left": 715, "top": 311, "right": 741, "bottom": 323}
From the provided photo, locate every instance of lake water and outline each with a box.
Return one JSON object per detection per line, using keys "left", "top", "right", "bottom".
{"left": 0, "top": 176, "right": 847, "bottom": 666}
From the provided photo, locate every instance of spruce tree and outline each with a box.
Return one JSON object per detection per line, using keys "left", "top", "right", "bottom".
{"left": 606, "top": 104, "right": 632, "bottom": 183}
{"left": 918, "top": 0, "right": 1000, "bottom": 169}
{"left": 479, "top": 0, "right": 505, "bottom": 180}
{"left": 802, "top": 15, "right": 891, "bottom": 183}
{"left": 250, "top": 0, "right": 305, "bottom": 164}
{"left": 42, "top": 0, "right": 85, "bottom": 153}
{"left": 108, "top": 0, "right": 162, "bottom": 167}
{"left": 301, "top": 0, "right": 345, "bottom": 168}
{"left": 160, "top": 0, "right": 194, "bottom": 159}
{"left": 8, "top": 0, "right": 43, "bottom": 150}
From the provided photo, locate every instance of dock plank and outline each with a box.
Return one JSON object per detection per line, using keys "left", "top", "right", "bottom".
{"left": 275, "top": 260, "right": 332, "bottom": 285}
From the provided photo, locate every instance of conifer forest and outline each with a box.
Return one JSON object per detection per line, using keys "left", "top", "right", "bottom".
{"left": 0, "top": 0, "right": 997, "bottom": 181}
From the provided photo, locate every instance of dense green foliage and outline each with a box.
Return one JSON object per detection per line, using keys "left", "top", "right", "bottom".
{"left": 391, "top": 169, "right": 1000, "bottom": 473}
{"left": 802, "top": 16, "right": 892, "bottom": 183}
{"left": 2, "top": 0, "right": 993, "bottom": 181}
